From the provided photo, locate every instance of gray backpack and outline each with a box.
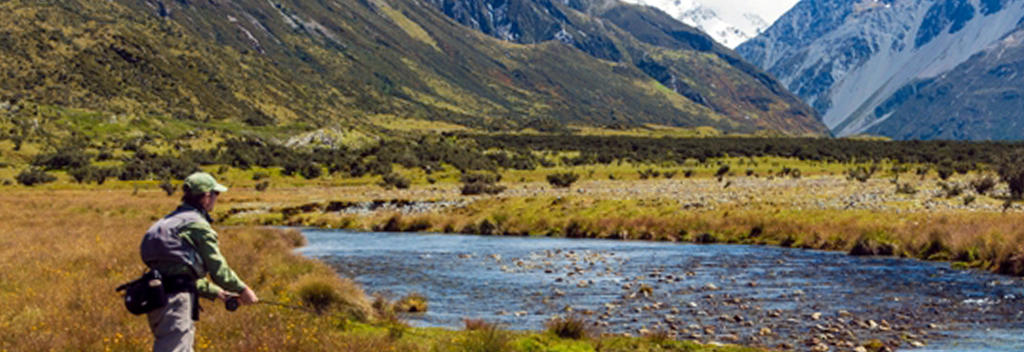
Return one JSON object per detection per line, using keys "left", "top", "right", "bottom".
{"left": 140, "top": 209, "right": 206, "bottom": 276}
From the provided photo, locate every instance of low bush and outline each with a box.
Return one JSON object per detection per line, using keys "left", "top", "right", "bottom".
{"left": 847, "top": 167, "right": 873, "bottom": 182}
{"left": 895, "top": 183, "right": 917, "bottom": 195}
{"left": 461, "top": 173, "right": 505, "bottom": 195}
{"left": 159, "top": 180, "right": 176, "bottom": 196}
{"left": 971, "top": 176, "right": 997, "bottom": 195}
{"left": 16, "top": 167, "right": 57, "bottom": 186}
{"left": 31, "top": 146, "right": 91, "bottom": 170}
{"left": 939, "top": 182, "right": 964, "bottom": 198}
{"left": 380, "top": 172, "right": 411, "bottom": 190}
{"left": 714, "top": 165, "right": 730, "bottom": 178}
{"left": 68, "top": 166, "right": 117, "bottom": 184}
{"left": 546, "top": 172, "right": 579, "bottom": 188}
{"left": 638, "top": 169, "right": 660, "bottom": 179}
{"left": 998, "top": 152, "right": 1024, "bottom": 199}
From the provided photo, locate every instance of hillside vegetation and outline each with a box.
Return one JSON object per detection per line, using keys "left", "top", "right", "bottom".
{"left": 0, "top": 0, "right": 825, "bottom": 136}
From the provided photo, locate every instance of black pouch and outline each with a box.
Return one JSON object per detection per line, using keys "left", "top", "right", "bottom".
{"left": 115, "top": 270, "right": 168, "bottom": 315}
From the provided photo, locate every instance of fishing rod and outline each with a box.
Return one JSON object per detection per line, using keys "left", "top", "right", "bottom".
{"left": 225, "top": 297, "right": 317, "bottom": 313}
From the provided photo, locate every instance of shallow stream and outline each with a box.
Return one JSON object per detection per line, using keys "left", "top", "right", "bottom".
{"left": 298, "top": 230, "right": 1024, "bottom": 351}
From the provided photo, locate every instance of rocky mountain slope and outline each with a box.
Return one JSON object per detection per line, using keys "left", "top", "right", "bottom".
{"left": 424, "top": 0, "right": 824, "bottom": 134}
{"left": 737, "top": 0, "right": 1024, "bottom": 140}
{"left": 0, "top": 0, "right": 827, "bottom": 137}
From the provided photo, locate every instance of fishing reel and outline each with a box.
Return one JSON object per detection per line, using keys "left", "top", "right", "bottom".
{"left": 225, "top": 297, "right": 240, "bottom": 312}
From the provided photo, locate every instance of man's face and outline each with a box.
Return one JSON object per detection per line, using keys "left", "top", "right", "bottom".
{"left": 200, "top": 191, "right": 219, "bottom": 212}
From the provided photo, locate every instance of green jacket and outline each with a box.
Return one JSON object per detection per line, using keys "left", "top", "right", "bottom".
{"left": 148, "top": 204, "right": 247, "bottom": 299}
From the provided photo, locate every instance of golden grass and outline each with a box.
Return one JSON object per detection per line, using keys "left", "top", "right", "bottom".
{"left": 0, "top": 189, "right": 764, "bottom": 351}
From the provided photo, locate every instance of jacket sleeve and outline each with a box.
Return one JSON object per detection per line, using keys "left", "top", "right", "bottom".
{"left": 181, "top": 222, "right": 248, "bottom": 297}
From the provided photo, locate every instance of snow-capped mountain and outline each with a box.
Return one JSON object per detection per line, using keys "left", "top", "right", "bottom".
{"left": 623, "top": 0, "right": 771, "bottom": 48}
{"left": 738, "top": 0, "right": 1024, "bottom": 139}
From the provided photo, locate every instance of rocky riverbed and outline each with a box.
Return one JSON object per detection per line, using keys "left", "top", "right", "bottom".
{"left": 300, "top": 230, "right": 1024, "bottom": 352}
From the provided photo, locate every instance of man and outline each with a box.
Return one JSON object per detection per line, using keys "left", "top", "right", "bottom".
{"left": 139, "top": 172, "right": 258, "bottom": 352}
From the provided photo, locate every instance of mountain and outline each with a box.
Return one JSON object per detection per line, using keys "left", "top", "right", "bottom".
{"left": 423, "top": 0, "right": 824, "bottom": 134}
{"left": 0, "top": 0, "right": 826, "bottom": 138}
{"left": 621, "top": 0, "right": 770, "bottom": 48}
{"left": 737, "top": 0, "right": 1024, "bottom": 140}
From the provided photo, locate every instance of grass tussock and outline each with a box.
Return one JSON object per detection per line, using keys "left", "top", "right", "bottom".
{"left": 546, "top": 315, "right": 590, "bottom": 340}
{"left": 395, "top": 292, "right": 429, "bottom": 313}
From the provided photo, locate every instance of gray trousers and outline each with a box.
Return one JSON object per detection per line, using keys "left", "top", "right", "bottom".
{"left": 147, "top": 292, "right": 195, "bottom": 352}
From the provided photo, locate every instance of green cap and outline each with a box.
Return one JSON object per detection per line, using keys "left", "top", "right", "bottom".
{"left": 183, "top": 172, "right": 228, "bottom": 195}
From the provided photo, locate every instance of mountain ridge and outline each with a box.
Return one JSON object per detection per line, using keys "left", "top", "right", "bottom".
{"left": 0, "top": 0, "right": 827, "bottom": 140}
{"left": 738, "top": 0, "right": 1024, "bottom": 140}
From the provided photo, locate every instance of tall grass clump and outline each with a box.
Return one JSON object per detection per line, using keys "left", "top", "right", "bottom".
{"left": 451, "top": 320, "right": 513, "bottom": 352}
{"left": 292, "top": 274, "right": 372, "bottom": 319}
{"left": 545, "top": 315, "right": 589, "bottom": 340}
{"left": 395, "top": 292, "right": 428, "bottom": 313}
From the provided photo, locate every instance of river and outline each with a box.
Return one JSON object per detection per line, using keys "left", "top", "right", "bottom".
{"left": 298, "top": 230, "right": 1024, "bottom": 351}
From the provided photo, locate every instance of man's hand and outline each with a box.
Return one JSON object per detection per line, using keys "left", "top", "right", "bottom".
{"left": 239, "top": 287, "right": 259, "bottom": 305}
{"left": 216, "top": 289, "right": 237, "bottom": 302}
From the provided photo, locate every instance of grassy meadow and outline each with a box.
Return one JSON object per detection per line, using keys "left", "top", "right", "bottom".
{"left": 5, "top": 127, "right": 1024, "bottom": 351}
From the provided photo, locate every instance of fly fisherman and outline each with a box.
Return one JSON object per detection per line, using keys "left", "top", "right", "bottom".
{"left": 140, "top": 172, "right": 258, "bottom": 351}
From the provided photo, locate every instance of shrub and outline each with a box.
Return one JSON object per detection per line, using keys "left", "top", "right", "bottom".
{"left": 16, "top": 167, "right": 57, "bottom": 186}
{"left": 971, "top": 176, "right": 997, "bottom": 195}
{"left": 998, "top": 152, "right": 1024, "bottom": 199}
{"left": 714, "top": 165, "right": 730, "bottom": 178}
{"left": 159, "top": 180, "right": 176, "bottom": 196}
{"left": 299, "top": 162, "right": 323, "bottom": 179}
{"left": 380, "top": 172, "right": 411, "bottom": 189}
{"left": 963, "top": 195, "right": 976, "bottom": 206}
{"left": 68, "top": 166, "right": 116, "bottom": 184}
{"left": 461, "top": 173, "right": 505, "bottom": 195}
{"left": 252, "top": 172, "right": 270, "bottom": 181}
{"left": 638, "top": 169, "right": 660, "bottom": 179}
{"left": 847, "top": 167, "right": 872, "bottom": 182}
{"left": 546, "top": 172, "right": 579, "bottom": 188}
{"left": 31, "top": 147, "right": 91, "bottom": 170}
{"left": 939, "top": 182, "right": 964, "bottom": 198}
{"left": 895, "top": 183, "right": 917, "bottom": 195}
{"left": 546, "top": 315, "right": 588, "bottom": 340}
{"left": 936, "top": 166, "right": 955, "bottom": 180}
